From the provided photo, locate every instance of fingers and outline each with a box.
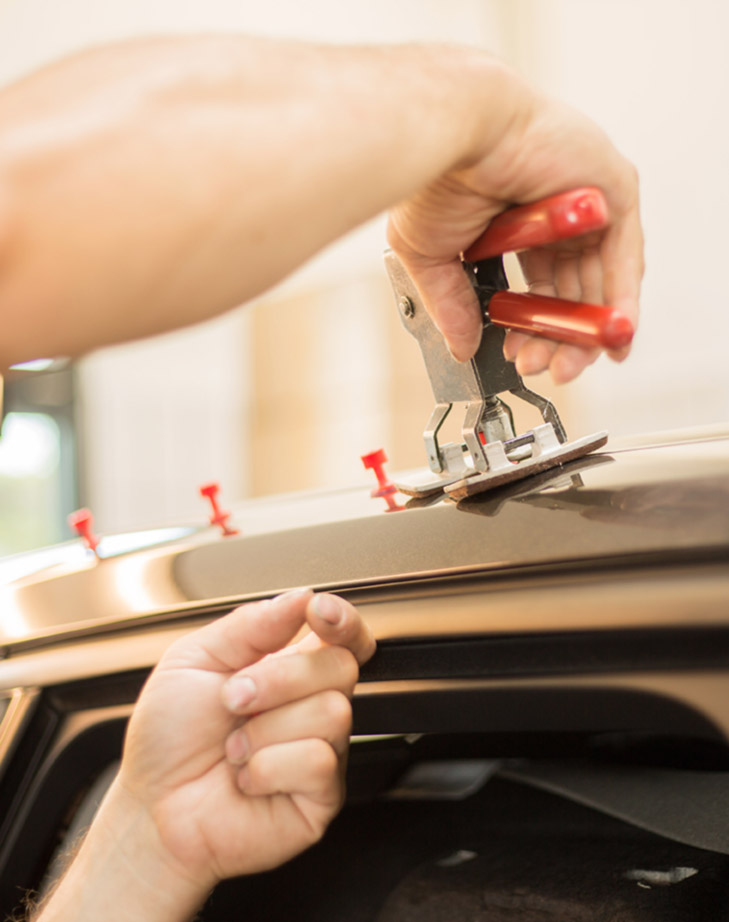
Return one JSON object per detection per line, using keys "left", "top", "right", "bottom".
{"left": 215, "top": 590, "right": 371, "bottom": 819}
{"left": 306, "top": 593, "right": 376, "bottom": 666}
{"left": 503, "top": 329, "right": 530, "bottom": 362}
{"left": 408, "top": 259, "right": 484, "bottom": 362}
{"left": 553, "top": 252, "right": 583, "bottom": 303}
{"left": 395, "top": 256, "right": 484, "bottom": 362}
{"left": 225, "top": 689, "right": 352, "bottom": 765}
{"left": 518, "top": 247, "right": 557, "bottom": 298}
{"left": 236, "top": 738, "right": 343, "bottom": 810}
{"left": 385, "top": 224, "right": 484, "bottom": 362}
{"left": 576, "top": 245, "right": 604, "bottom": 307}
{"left": 549, "top": 343, "right": 600, "bottom": 384}
{"left": 513, "top": 337, "right": 558, "bottom": 378}
{"left": 387, "top": 199, "right": 494, "bottom": 363}
{"left": 513, "top": 235, "right": 632, "bottom": 382}
{"left": 506, "top": 333, "right": 599, "bottom": 384}
{"left": 218, "top": 589, "right": 373, "bottom": 715}
{"left": 166, "top": 587, "right": 314, "bottom": 674}
{"left": 602, "top": 198, "right": 644, "bottom": 332}
{"left": 169, "top": 589, "right": 375, "bottom": 679}
{"left": 222, "top": 642, "right": 358, "bottom": 715}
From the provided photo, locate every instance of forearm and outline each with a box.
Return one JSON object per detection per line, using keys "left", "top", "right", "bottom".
{"left": 0, "top": 36, "right": 530, "bottom": 367}
{"left": 31, "top": 778, "right": 211, "bottom": 922}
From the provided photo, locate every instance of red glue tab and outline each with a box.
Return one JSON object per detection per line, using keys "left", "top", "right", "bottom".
{"left": 361, "top": 449, "right": 404, "bottom": 512}
{"left": 361, "top": 449, "right": 389, "bottom": 488}
{"left": 464, "top": 187, "right": 609, "bottom": 262}
{"left": 68, "top": 507, "right": 100, "bottom": 554}
{"left": 489, "top": 291, "right": 634, "bottom": 351}
{"left": 199, "top": 482, "right": 239, "bottom": 536}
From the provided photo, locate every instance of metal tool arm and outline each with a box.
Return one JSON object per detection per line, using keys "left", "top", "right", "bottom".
{"left": 386, "top": 188, "right": 613, "bottom": 499}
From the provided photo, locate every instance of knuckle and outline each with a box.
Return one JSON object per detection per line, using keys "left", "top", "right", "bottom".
{"left": 226, "top": 723, "right": 252, "bottom": 763}
{"left": 436, "top": 304, "right": 480, "bottom": 338}
{"left": 240, "top": 755, "right": 264, "bottom": 791}
{"left": 320, "top": 689, "right": 353, "bottom": 734}
{"left": 238, "top": 720, "right": 258, "bottom": 754}
{"left": 329, "top": 645, "right": 359, "bottom": 688}
{"left": 257, "top": 655, "right": 290, "bottom": 694}
{"left": 247, "top": 744, "right": 281, "bottom": 786}
{"left": 307, "top": 739, "right": 339, "bottom": 780}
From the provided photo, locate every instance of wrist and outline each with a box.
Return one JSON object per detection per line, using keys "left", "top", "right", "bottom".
{"left": 420, "top": 45, "right": 537, "bottom": 172}
{"left": 35, "top": 776, "right": 213, "bottom": 922}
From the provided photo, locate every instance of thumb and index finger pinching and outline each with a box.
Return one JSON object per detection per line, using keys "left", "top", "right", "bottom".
{"left": 215, "top": 589, "right": 375, "bottom": 718}
{"left": 182, "top": 587, "right": 375, "bottom": 679}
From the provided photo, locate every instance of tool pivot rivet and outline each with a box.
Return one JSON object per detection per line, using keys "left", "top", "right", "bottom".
{"left": 399, "top": 296, "right": 415, "bottom": 319}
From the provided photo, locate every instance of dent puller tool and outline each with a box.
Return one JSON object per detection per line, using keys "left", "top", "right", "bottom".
{"left": 386, "top": 187, "right": 634, "bottom": 501}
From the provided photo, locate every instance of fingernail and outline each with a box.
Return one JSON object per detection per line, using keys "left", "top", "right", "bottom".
{"left": 227, "top": 729, "right": 250, "bottom": 765}
{"left": 312, "top": 593, "right": 343, "bottom": 626}
{"left": 447, "top": 343, "right": 473, "bottom": 364}
{"left": 610, "top": 345, "right": 631, "bottom": 362}
{"left": 223, "top": 675, "right": 257, "bottom": 711}
{"left": 269, "top": 587, "right": 312, "bottom": 610}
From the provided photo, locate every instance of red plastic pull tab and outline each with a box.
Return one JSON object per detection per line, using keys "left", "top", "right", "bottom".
{"left": 68, "top": 507, "right": 101, "bottom": 555}
{"left": 464, "top": 187, "right": 609, "bottom": 262}
{"left": 199, "top": 482, "right": 239, "bottom": 537}
{"left": 488, "top": 290, "right": 634, "bottom": 351}
{"left": 361, "top": 449, "right": 404, "bottom": 513}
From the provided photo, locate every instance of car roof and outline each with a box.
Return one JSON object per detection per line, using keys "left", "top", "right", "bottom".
{"left": 2, "top": 425, "right": 728, "bottom": 650}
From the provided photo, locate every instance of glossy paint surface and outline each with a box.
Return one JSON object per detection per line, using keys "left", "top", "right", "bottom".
{"left": 1, "top": 428, "right": 728, "bottom": 648}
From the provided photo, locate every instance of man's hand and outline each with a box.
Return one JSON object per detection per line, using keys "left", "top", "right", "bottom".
{"left": 388, "top": 93, "right": 643, "bottom": 383}
{"left": 36, "top": 590, "right": 375, "bottom": 921}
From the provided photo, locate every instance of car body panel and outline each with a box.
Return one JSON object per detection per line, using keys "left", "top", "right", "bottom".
{"left": 1, "top": 425, "right": 728, "bottom": 917}
{"left": 1, "top": 427, "right": 728, "bottom": 651}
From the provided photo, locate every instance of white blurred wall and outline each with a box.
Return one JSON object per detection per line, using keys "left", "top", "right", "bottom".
{"left": 1, "top": 0, "right": 727, "bottom": 533}
{"left": 505, "top": 0, "right": 729, "bottom": 437}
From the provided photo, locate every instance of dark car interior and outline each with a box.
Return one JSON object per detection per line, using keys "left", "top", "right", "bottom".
{"left": 3, "top": 615, "right": 729, "bottom": 921}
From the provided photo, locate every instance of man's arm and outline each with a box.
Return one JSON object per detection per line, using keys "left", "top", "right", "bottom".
{"left": 0, "top": 36, "right": 641, "bottom": 381}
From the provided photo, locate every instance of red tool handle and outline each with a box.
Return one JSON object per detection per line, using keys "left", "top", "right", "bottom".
{"left": 489, "top": 290, "right": 634, "bottom": 351}
{"left": 463, "top": 187, "right": 609, "bottom": 262}
{"left": 462, "top": 187, "right": 633, "bottom": 351}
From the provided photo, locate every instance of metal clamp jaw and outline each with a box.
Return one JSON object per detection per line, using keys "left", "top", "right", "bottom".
{"left": 386, "top": 250, "right": 607, "bottom": 501}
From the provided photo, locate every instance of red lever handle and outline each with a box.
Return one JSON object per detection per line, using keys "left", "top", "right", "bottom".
{"left": 464, "top": 187, "right": 609, "bottom": 262}
{"left": 489, "top": 290, "right": 634, "bottom": 351}
{"left": 461, "top": 187, "right": 633, "bottom": 351}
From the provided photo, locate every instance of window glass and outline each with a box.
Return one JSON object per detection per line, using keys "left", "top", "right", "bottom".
{"left": 0, "top": 413, "right": 63, "bottom": 555}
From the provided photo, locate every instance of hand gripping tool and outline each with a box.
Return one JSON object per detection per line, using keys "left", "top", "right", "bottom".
{"left": 385, "top": 187, "right": 634, "bottom": 500}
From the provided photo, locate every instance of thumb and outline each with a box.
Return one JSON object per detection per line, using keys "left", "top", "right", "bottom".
{"left": 162, "top": 588, "right": 314, "bottom": 674}
{"left": 407, "top": 257, "right": 484, "bottom": 362}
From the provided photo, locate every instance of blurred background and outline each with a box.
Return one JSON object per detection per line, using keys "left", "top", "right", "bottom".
{"left": 1, "top": 0, "right": 727, "bottom": 554}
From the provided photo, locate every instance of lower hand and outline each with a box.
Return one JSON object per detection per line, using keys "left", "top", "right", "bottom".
{"left": 111, "top": 590, "right": 374, "bottom": 899}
